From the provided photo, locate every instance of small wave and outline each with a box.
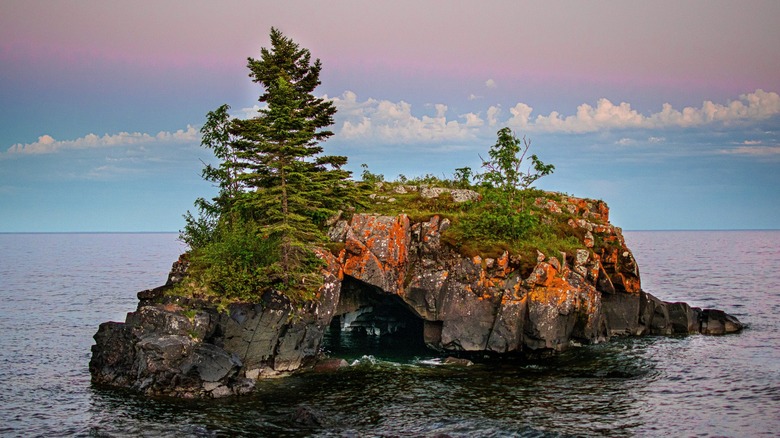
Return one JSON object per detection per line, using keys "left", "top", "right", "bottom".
{"left": 349, "top": 355, "right": 378, "bottom": 366}
{"left": 348, "top": 355, "right": 410, "bottom": 368}
{"left": 348, "top": 355, "right": 451, "bottom": 370}
{"left": 415, "top": 358, "right": 445, "bottom": 366}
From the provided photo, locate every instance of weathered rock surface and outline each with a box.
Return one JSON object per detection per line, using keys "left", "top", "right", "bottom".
{"left": 90, "top": 250, "right": 342, "bottom": 398}
{"left": 90, "top": 194, "right": 743, "bottom": 398}
{"left": 327, "top": 199, "right": 740, "bottom": 354}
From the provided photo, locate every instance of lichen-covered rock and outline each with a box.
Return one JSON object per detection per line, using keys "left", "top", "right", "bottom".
{"left": 419, "top": 187, "right": 481, "bottom": 203}
{"left": 332, "top": 203, "right": 741, "bottom": 355}
{"left": 333, "top": 212, "right": 618, "bottom": 353}
{"left": 90, "top": 194, "right": 743, "bottom": 398}
{"left": 340, "top": 214, "right": 410, "bottom": 294}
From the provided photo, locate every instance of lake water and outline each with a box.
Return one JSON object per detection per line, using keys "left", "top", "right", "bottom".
{"left": 0, "top": 231, "right": 778, "bottom": 437}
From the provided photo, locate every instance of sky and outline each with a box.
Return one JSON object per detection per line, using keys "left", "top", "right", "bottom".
{"left": 1, "top": 0, "right": 779, "bottom": 232}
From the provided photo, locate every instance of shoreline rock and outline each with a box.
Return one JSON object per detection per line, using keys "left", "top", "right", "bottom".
{"left": 90, "top": 194, "right": 743, "bottom": 398}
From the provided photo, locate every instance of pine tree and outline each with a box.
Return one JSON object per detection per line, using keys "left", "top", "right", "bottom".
{"left": 180, "top": 28, "right": 353, "bottom": 302}
{"left": 227, "top": 28, "right": 350, "bottom": 293}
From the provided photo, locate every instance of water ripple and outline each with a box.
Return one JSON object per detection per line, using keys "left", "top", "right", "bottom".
{"left": 1, "top": 232, "right": 779, "bottom": 436}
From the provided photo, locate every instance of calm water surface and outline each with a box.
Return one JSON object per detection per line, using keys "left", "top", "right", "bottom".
{"left": 0, "top": 231, "right": 778, "bottom": 437}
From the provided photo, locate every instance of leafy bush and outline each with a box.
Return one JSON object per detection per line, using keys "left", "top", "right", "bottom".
{"left": 360, "top": 163, "right": 385, "bottom": 185}
{"left": 458, "top": 188, "right": 538, "bottom": 242}
{"left": 185, "top": 221, "right": 281, "bottom": 301}
{"left": 180, "top": 208, "right": 217, "bottom": 250}
{"left": 182, "top": 218, "right": 325, "bottom": 304}
{"left": 453, "top": 167, "right": 473, "bottom": 188}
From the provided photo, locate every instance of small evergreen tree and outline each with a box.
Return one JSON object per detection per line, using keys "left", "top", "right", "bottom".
{"left": 181, "top": 104, "right": 240, "bottom": 249}
{"left": 453, "top": 166, "right": 473, "bottom": 188}
{"left": 456, "top": 127, "right": 555, "bottom": 243}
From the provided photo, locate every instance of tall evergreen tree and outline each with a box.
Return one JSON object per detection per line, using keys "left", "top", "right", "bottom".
{"left": 229, "top": 28, "right": 349, "bottom": 282}
{"left": 180, "top": 28, "right": 353, "bottom": 301}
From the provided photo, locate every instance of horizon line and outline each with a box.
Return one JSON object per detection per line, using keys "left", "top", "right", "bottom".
{"left": 2, "top": 228, "right": 779, "bottom": 235}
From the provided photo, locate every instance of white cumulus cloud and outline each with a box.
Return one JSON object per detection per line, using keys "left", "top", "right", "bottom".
{"left": 330, "top": 91, "right": 481, "bottom": 143}
{"left": 327, "top": 89, "right": 780, "bottom": 145}
{"left": 645, "top": 89, "right": 780, "bottom": 128}
{"left": 462, "top": 112, "right": 484, "bottom": 127}
{"left": 486, "top": 106, "right": 501, "bottom": 127}
{"left": 485, "top": 79, "right": 497, "bottom": 89}
{"left": 6, "top": 126, "right": 199, "bottom": 155}
{"left": 506, "top": 89, "right": 780, "bottom": 133}
{"left": 507, "top": 103, "right": 533, "bottom": 129}
{"left": 12, "top": 90, "right": 777, "bottom": 156}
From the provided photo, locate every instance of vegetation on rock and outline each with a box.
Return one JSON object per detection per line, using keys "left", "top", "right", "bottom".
{"left": 178, "top": 28, "right": 597, "bottom": 304}
{"left": 355, "top": 128, "right": 572, "bottom": 270}
{"left": 477, "top": 127, "right": 555, "bottom": 202}
{"left": 180, "top": 28, "right": 354, "bottom": 303}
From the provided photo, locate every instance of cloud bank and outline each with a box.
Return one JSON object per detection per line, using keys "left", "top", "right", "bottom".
{"left": 8, "top": 90, "right": 778, "bottom": 156}
{"left": 720, "top": 145, "right": 780, "bottom": 156}
{"left": 331, "top": 91, "right": 483, "bottom": 143}
{"left": 332, "top": 89, "right": 780, "bottom": 141}
{"left": 6, "top": 126, "right": 198, "bottom": 155}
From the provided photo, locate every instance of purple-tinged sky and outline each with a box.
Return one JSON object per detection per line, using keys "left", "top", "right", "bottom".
{"left": 1, "top": 0, "right": 779, "bottom": 231}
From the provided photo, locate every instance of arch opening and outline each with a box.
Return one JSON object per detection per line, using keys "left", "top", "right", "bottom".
{"left": 322, "top": 275, "right": 436, "bottom": 361}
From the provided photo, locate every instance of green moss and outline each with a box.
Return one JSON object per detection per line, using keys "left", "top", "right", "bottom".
{"left": 174, "top": 175, "right": 605, "bottom": 307}
{"left": 365, "top": 185, "right": 596, "bottom": 267}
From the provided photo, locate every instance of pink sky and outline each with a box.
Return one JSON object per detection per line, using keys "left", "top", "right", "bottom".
{"left": 4, "top": 0, "right": 778, "bottom": 102}
{"left": 1, "top": 0, "right": 779, "bottom": 231}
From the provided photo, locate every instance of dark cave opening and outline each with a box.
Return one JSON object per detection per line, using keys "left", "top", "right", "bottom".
{"left": 321, "top": 275, "right": 437, "bottom": 361}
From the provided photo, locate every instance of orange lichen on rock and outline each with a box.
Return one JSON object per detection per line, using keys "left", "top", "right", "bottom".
{"left": 561, "top": 196, "right": 610, "bottom": 222}
{"left": 528, "top": 277, "right": 575, "bottom": 309}
{"left": 162, "top": 303, "right": 182, "bottom": 313}
{"left": 495, "top": 251, "right": 511, "bottom": 278}
{"left": 598, "top": 246, "right": 641, "bottom": 294}
{"left": 339, "top": 214, "right": 411, "bottom": 295}
{"left": 526, "top": 261, "right": 559, "bottom": 288}
{"left": 422, "top": 215, "right": 440, "bottom": 243}
{"left": 313, "top": 247, "right": 344, "bottom": 282}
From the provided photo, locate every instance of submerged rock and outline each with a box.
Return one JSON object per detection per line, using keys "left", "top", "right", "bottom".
{"left": 90, "top": 194, "right": 743, "bottom": 398}
{"left": 443, "top": 357, "right": 474, "bottom": 366}
{"left": 311, "top": 358, "right": 349, "bottom": 372}
{"left": 290, "top": 405, "right": 325, "bottom": 427}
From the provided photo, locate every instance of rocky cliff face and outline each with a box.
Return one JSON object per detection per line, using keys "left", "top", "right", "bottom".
{"left": 90, "top": 251, "right": 343, "bottom": 398}
{"left": 90, "top": 194, "right": 743, "bottom": 398}
{"left": 328, "top": 195, "right": 740, "bottom": 353}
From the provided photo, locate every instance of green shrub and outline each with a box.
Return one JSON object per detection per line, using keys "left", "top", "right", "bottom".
{"left": 186, "top": 221, "right": 281, "bottom": 301}
{"left": 181, "top": 218, "right": 326, "bottom": 304}
{"left": 455, "top": 188, "right": 537, "bottom": 242}
{"left": 360, "top": 163, "right": 384, "bottom": 185}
